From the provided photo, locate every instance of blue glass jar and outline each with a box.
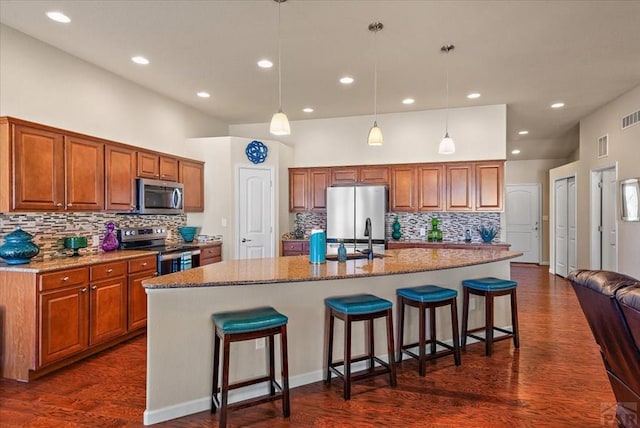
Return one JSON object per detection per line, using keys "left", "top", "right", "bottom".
{"left": 0, "top": 227, "right": 40, "bottom": 265}
{"left": 337, "top": 242, "right": 347, "bottom": 262}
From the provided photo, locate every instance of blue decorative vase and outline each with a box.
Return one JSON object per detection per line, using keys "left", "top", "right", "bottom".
{"left": 392, "top": 216, "right": 402, "bottom": 240}
{"left": 0, "top": 227, "right": 40, "bottom": 265}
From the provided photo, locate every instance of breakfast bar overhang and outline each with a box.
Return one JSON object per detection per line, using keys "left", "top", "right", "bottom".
{"left": 142, "top": 248, "right": 522, "bottom": 425}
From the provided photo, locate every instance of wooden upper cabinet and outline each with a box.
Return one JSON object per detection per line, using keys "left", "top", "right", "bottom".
{"left": 105, "top": 145, "right": 136, "bottom": 212}
{"left": 11, "top": 124, "right": 65, "bottom": 211}
{"left": 418, "top": 164, "right": 444, "bottom": 211}
{"left": 160, "top": 156, "right": 179, "bottom": 181}
{"left": 289, "top": 168, "right": 309, "bottom": 212}
{"left": 446, "top": 163, "right": 474, "bottom": 211}
{"left": 137, "top": 151, "right": 178, "bottom": 181}
{"left": 65, "top": 136, "right": 105, "bottom": 211}
{"left": 475, "top": 161, "right": 504, "bottom": 211}
{"left": 390, "top": 165, "right": 417, "bottom": 212}
{"left": 331, "top": 167, "right": 358, "bottom": 185}
{"left": 179, "top": 159, "right": 205, "bottom": 212}
{"left": 359, "top": 166, "right": 389, "bottom": 184}
{"left": 309, "top": 168, "right": 330, "bottom": 211}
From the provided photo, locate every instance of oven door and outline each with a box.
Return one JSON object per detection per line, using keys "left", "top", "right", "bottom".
{"left": 158, "top": 249, "right": 200, "bottom": 275}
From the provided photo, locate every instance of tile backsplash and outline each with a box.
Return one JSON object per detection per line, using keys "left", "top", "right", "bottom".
{"left": 0, "top": 212, "right": 187, "bottom": 261}
{"left": 287, "top": 211, "right": 501, "bottom": 242}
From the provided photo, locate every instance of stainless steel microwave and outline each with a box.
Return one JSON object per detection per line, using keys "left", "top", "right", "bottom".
{"left": 136, "top": 178, "right": 184, "bottom": 214}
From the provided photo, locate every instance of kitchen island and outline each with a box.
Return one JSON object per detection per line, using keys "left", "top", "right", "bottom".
{"left": 142, "top": 247, "right": 522, "bottom": 425}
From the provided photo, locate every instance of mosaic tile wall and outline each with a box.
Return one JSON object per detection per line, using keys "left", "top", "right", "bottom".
{"left": 284, "top": 211, "right": 501, "bottom": 243}
{"left": 0, "top": 212, "right": 188, "bottom": 261}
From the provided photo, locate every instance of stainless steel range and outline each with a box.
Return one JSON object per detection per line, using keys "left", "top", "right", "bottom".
{"left": 118, "top": 226, "right": 200, "bottom": 275}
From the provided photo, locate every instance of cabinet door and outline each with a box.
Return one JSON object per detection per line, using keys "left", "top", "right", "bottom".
{"left": 39, "top": 286, "right": 89, "bottom": 366}
{"left": 200, "top": 244, "right": 222, "bottom": 265}
{"left": 137, "top": 151, "right": 160, "bottom": 179}
{"left": 105, "top": 145, "right": 136, "bottom": 212}
{"left": 289, "top": 168, "right": 309, "bottom": 212}
{"left": 331, "top": 167, "right": 358, "bottom": 185}
{"left": 12, "top": 124, "right": 65, "bottom": 211}
{"left": 446, "top": 163, "right": 474, "bottom": 211}
{"left": 128, "top": 270, "right": 154, "bottom": 330}
{"left": 475, "top": 161, "right": 504, "bottom": 211}
{"left": 179, "top": 160, "right": 205, "bottom": 212}
{"left": 160, "top": 156, "right": 179, "bottom": 182}
{"left": 359, "top": 166, "right": 389, "bottom": 184}
{"left": 309, "top": 168, "right": 330, "bottom": 212}
{"left": 89, "top": 277, "right": 127, "bottom": 346}
{"left": 418, "top": 164, "right": 444, "bottom": 211}
{"left": 390, "top": 165, "right": 417, "bottom": 212}
{"left": 65, "top": 136, "right": 105, "bottom": 211}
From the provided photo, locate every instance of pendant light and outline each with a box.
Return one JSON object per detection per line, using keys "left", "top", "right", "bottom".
{"left": 367, "top": 22, "right": 383, "bottom": 146}
{"left": 438, "top": 44, "right": 455, "bottom": 154}
{"left": 270, "top": 0, "right": 290, "bottom": 136}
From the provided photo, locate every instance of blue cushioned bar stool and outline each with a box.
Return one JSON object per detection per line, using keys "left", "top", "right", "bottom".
{"left": 324, "top": 293, "right": 397, "bottom": 400}
{"left": 211, "top": 306, "right": 290, "bottom": 428}
{"left": 396, "top": 285, "right": 461, "bottom": 376}
{"left": 461, "top": 277, "right": 520, "bottom": 356}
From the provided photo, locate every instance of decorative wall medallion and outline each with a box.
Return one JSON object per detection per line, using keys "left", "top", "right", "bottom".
{"left": 245, "top": 140, "right": 268, "bottom": 164}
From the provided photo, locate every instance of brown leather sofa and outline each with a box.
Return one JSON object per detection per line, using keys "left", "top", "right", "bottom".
{"left": 568, "top": 270, "right": 640, "bottom": 428}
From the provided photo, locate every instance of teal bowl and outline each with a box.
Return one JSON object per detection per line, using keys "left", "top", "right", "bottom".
{"left": 178, "top": 226, "right": 199, "bottom": 243}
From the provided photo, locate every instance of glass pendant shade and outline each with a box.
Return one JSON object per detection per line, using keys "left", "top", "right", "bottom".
{"left": 367, "top": 121, "right": 383, "bottom": 146}
{"left": 438, "top": 132, "right": 455, "bottom": 154}
{"left": 270, "top": 110, "right": 290, "bottom": 135}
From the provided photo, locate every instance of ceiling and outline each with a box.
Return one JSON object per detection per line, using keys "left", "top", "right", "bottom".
{"left": 1, "top": 0, "right": 639, "bottom": 160}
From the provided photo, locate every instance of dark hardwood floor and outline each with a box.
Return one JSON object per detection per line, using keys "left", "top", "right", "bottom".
{"left": 0, "top": 264, "right": 616, "bottom": 427}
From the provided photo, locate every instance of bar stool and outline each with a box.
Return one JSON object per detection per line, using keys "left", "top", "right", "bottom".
{"left": 211, "top": 306, "right": 290, "bottom": 428}
{"left": 461, "top": 277, "right": 520, "bottom": 356}
{"left": 396, "top": 285, "right": 461, "bottom": 376}
{"left": 324, "top": 293, "right": 397, "bottom": 400}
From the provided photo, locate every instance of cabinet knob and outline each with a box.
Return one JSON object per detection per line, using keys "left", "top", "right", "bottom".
{"left": 81, "top": 287, "right": 87, "bottom": 293}
{"left": 142, "top": 262, "right": 148, "bottom": 267}
{"left": 67, "top": 203, "right": 73, "bottom": 207}
{"left": 62, "top": 276, "right": 69, "bottom": 281}
{"left": 91, "top": 285, "right": 97, "bottom": 290}
{"left": 107, "top": 268, "right": 113, "bottom": 273}
{"left": 56, "top": 203, "right": 63, "bottom": 207}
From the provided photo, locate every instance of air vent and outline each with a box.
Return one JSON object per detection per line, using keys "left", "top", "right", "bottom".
{"left": 597, "top": 134, "right": 608, "bottom": 158}
{"left": 622, "top": 109, "right": 640, "bottom": 129}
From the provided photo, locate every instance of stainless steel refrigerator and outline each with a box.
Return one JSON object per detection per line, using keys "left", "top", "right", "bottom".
{"left": 326, "top": 185, "right": 387, "bottom": 255}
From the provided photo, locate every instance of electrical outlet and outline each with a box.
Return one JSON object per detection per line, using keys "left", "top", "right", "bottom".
{"left": 92, "top": 235, "right": 100, "bottom": 247}
{"left": 420, "top": 228, "right": 426, "bottom": 237}
{"left": 255, "top": 338, "right": 265, "bottom": 349}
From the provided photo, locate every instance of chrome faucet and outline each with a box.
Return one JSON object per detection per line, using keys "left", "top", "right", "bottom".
{"left": 364, "top": 217, "right": 373, "bottom": 259}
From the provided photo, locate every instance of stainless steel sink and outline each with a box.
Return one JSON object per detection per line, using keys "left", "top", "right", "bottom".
{"left": 326, "top": 252, "right": 386, "bottom": 261}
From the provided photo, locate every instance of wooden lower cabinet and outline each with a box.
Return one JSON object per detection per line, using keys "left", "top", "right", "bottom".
{"left": 200, "top": 243, "right": 222, "bottom": 265}
{"left": 89, "top": 276, "right": 127, "bottom": 346}
{"left": 127, "top": 255, "right": 158, "bottom": 330}
{"left": 282, "top": 240, "right": 309, "bottom": 256}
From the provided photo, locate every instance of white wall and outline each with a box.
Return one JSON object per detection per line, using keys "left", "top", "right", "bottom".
{"left": 0, "top": 24, "right": 229, "bottom": 235}
{"left": 230, "top": 104, "right": 507, "bottom": 166}
{"left": 550, "top": 85, "right": 640, "bottom": 278}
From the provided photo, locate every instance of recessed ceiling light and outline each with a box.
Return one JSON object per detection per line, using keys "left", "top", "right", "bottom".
{"left": 339, "top": 76, "right": 354, "bottom": 85}
{"left": 511, "top": 149, "right": 521, "bottom": 155}
{"left": 402, "top": 98, "right": 415, "bottom": 105}
{"left": 302, "top": 107, "right": 314, "bottom": 113}
{"left": 46, "top": 11, "right": 71, "bottom": 23}
{"left": 131, "top": 56, "right": 150, "bottom": 65}
{"left": 551, "top": 102, "right": 565, "bottom": 109}
{"left": 467, "top": 92, "right": 481, "bottom": 99}
{"left": 518, "top": 130, "right": 529, "bottom": 135}
{"left": 197, "top": 92, "right": 210, "bottom": 98}
{"left": 257, "top": 59, "right": 273, "bottom": 68}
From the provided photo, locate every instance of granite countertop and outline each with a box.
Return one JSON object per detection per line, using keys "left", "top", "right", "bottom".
{"left": 143, "top": 247, "right": 522, "bottom": 289}
{"left": 0, "top": 250, "right": 157, "bottom": 273}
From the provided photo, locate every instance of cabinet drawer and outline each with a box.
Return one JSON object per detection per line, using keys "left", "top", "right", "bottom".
{"left": 90, "top": 261, "right": 127, "bottom": 281}
{"left": 282, "top": 241, "right": 304, "bottom": 252}
{"left": 39, "top": 268, "right": 88, "bottom": 292}
{"left": 201, "top": 245, "right": 221, "bottom": 259}
{"left": 128, "top": 255, "right": 157, "bottom": 273}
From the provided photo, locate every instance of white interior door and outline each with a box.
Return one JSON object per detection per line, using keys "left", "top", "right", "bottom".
{"left": 238, "top": 167, "right": 273, "bottom": 259}
{"left": 601, "top": 168, "right": 617, "bottom": 271}
{"left": 506, "top": 184, "right": 540, "bottom": 263}
{"left": 555, "top": 178, "right": 568, "bottom": 277}
{"left": 567, "top": 177, "right": 577, "bottom": 273}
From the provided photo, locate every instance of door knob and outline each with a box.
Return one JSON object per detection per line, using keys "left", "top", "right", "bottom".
{"left": 241, "top": 238, "right": 252, "bottom": 243}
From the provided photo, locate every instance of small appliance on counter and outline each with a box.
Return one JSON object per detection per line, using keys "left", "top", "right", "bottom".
{"left": 64, "top": 236, "right": 88, "bottom": 257}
